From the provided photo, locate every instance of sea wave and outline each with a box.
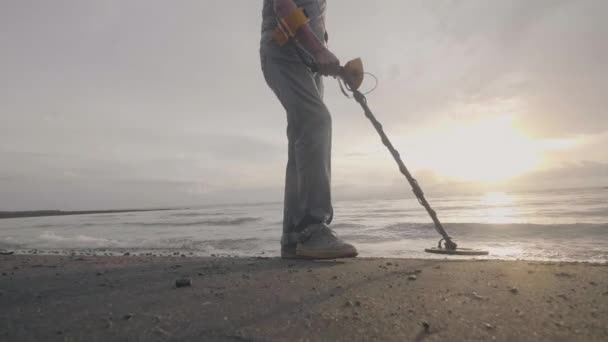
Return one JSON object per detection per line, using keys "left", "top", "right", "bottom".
{"left": 127, "top": 217, "right": 262, "bottom": 227}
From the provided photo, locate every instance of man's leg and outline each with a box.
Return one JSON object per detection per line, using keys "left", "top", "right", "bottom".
{"left": 262, "top": 55, "right": 356, "bottom": 259}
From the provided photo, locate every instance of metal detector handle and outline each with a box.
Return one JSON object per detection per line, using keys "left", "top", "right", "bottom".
{"left": 351, "top": 89, "right": 458, "bottom": 251}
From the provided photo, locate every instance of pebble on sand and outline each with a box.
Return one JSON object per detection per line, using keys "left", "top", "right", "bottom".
{"left": 176, "top": 278, "right": 192, "bottom": 288}
{"left": 510, "top": 287, "right": 519, "bottom": 294}
{"left": 421, "top": 320, "right": 430, "bottom": 332}
{"left": 408, "top": 275, "right": 417, "bottom": 281}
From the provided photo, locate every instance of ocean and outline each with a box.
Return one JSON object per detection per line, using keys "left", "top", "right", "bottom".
{"left": 1, "top": 187, "right": 607, "bottom": 262}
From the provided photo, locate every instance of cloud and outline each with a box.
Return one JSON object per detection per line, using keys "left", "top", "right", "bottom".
{"left": 0, "top": 1, "right": 606, "bottom": 209}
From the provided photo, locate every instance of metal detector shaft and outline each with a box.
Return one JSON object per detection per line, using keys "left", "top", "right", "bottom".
{"left": 351, "top": 90, "right": 457, "bottom": 250}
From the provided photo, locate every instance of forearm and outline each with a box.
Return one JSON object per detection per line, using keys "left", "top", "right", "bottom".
{"left": 273, "top": 0, "right": 326, "bottom": 56}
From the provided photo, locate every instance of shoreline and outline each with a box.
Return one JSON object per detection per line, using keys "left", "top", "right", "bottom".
{"left": 1, "top": 254, "right": 607, "bottom": 341}
{"left": 2, "top": 247, "right": 607, "bottom": 265}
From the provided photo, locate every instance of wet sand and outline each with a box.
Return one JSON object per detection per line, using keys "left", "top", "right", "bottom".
{"left": 0, "top": 254, "right": 606, "bottom": 341}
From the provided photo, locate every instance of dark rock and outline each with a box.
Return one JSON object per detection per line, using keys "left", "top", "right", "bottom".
{"left": 123, "top": 252, "right": 130, "bottom": 256}
{"left": 175, "top": 278, "right": 192, "bottom": 288}
{"left": 0, "top": 251, "right": 14, "bottom": 255}
{"left": 510, "top": 287, "right": 519, "bottom": 294}
{"left": 408, "top": 275, "right": 417, "bottom": 281}
{"left": 123, "top": 313, "right": 134, "bottom": 320}
{"left": 554, "top": 272, "right": 573, "bottom": 278}
{"left": 421, "top": 320, "right": 430, "bottom": 332}
{"left": 484, "top": 323, "right": 494, "bottom": 330}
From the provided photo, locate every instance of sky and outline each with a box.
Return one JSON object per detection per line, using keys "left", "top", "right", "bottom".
{"left": 1, "top": 0, "right": 607, "bottom": 210}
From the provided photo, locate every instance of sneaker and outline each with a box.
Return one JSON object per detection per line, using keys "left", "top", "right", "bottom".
{"left": 296, "top": 224, "right": 358, "bottom": 259}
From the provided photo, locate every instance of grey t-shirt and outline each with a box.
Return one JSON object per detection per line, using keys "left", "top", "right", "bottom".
{"left": 260, "top": 0, "right": 327, "bottom": 61}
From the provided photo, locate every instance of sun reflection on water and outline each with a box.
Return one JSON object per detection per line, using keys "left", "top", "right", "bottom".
{"left": 480, "top": 192, "right": 517, "bottom": 224}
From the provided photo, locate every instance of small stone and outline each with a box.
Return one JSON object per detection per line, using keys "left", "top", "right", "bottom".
{"left": 484, "top": 323, "right": 494, "bottom": 330}
{"left": 386, "top": 262, "right": 393, "bottom": 266}
{"left": 123, "top": 313, "right": 134, "bottom": 320}
{"left": 554, "top": 272, "right": 573, "bottom": 278}
{"left": 355, "top": 301, "right": 361, "bottom": 307}
{"left": 589, "top": 281, "right": 597, "bottom": 286}
{"left": 510, "top": 287, "right": 519, "bottom": 294}
{"left": 153, "top": 327, "right": 168, "bottom": 336}
{"left": 123, "top": 252, "right": 130, "bottom": 256}
{"left": 345, "top": 301, "right": 353, "bottom": 307}
{"left": 175, "top": 278, "right": 192, "bottom": 288}
{"left": 414, "top": 269, "right": 422, "bottom": 274}
{"left": 96, "top": 272, "right": 103, "bottom": 276}
{"left": 471, "top": 291, "right": 487, "bottom": 300}
{"left": 421, "top": 320, "right": 430, "bottom": 332}
{"left": 408, "top": 275, "right": 417, "bottom": 281}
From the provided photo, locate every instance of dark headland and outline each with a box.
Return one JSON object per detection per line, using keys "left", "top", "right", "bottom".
{"left": 0, "top": 208, "right": 176, "bottom": 219}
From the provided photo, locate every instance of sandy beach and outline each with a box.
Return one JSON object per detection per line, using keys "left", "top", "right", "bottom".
{"left": 0, "top": 254, "right": 606, "bottom": 341}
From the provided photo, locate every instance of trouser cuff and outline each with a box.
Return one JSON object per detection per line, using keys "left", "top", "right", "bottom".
{"left": 281, "top": 233, "right": 300, "bottom": 246}
{"left": 281, "top": 224, "right": 325, "bottom": 246}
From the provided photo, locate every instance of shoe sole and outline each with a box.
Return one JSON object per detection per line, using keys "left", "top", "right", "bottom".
{"left": 295, "top": 247, "right": 358, "bottom": 260}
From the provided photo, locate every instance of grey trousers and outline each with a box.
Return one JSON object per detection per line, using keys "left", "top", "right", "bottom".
{"left": 261, "top": 54, "right": 334, "bottom": 246}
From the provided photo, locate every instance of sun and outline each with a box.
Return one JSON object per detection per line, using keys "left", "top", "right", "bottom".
{"left": 399, "top": 116, "right": 542, "bottom": 183}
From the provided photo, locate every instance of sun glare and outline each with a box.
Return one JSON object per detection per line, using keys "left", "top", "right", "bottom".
{"left": 403, "top": 116, "right": 544, "bottom": 183}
